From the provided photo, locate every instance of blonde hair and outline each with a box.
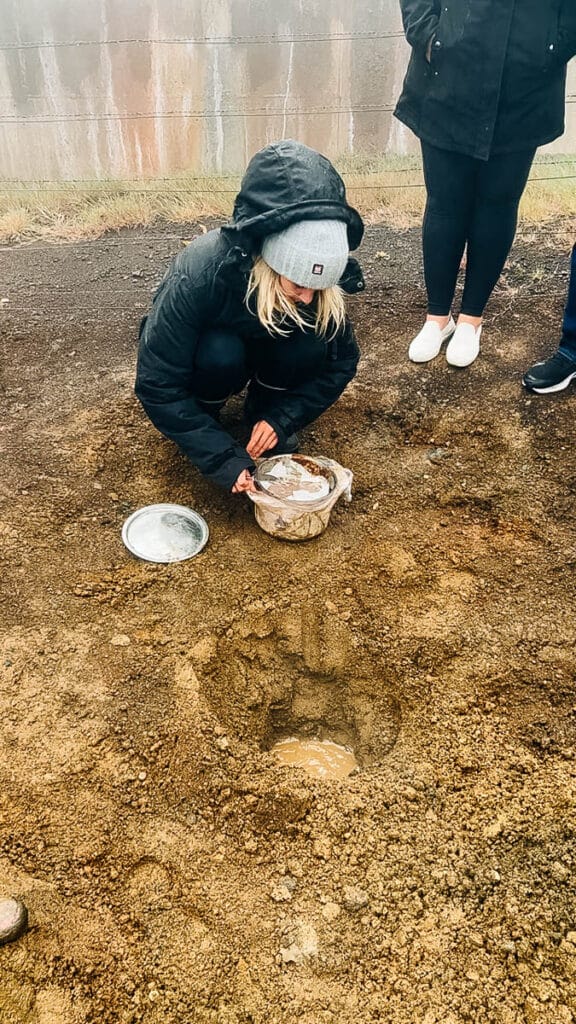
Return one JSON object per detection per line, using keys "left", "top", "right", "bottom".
{"left": 246, "top": 256, "right": 346, "bottom": 339}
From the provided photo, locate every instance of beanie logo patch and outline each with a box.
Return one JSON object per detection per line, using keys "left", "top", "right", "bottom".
{"left": 312, "top": 263, "right": 324, "bottom": 275}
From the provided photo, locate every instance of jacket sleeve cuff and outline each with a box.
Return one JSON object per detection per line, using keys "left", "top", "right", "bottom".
{"left": 214, "top": 455, "right": 257, "bottom": 492}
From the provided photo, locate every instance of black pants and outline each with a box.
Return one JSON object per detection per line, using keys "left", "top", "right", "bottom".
{"left": 559, "top": 245, "right": 576, "bottom": 359}
{"left": 421, "top": 142, "right": 536, "bottom": 317}
{"left": 192, "top": 327, "right": 325, "bottom": 420}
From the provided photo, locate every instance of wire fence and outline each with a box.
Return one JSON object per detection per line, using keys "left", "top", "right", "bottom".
{"left": 1, "top": 176, "right": 576, "bottom": 195}
{"left": 1, "top": 156, "right": 575, "bottom": 187}
{"left": 1, "top": 162, "right": 575, "bottom": 195}
{"left": 0, "top": 30, "right": 404, "bottom": 51}
{"left": 1, "top": 99, "right": 576, "bottom": 126}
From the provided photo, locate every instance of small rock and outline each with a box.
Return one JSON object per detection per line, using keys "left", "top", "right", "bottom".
{"left": 271, "top": 885, "right": 292, "bottom": 902}
{"left": 215, "top": 736, "right": 229, "bottom": 751}
{"left": 0, "top": 898, "right": 28, "bottom": 945}
{"left": 343, "top": 886, "right": 369, "bottom": 912}
{"left": 280, "top": 921, "right": 318, "bottom": 964}
{"left": 322, "top": 901, "right": 341, "bottom": 922}
{"left": 484, "top": 820, "right": 503, "bottom": 839}
{"left": 550, "top": 861, "right": 569, "bottom": 883}
{"left": 313, "top": 837, "right": 332, "bottom": 860}
{"left": 287, "top": 859, "right": 304, "bottom": 878}
{"left": 110, "top": 634, "right": 131, "bottom": 647}
{"left": 427, "top": 448, "right": 451, "bottom": 464}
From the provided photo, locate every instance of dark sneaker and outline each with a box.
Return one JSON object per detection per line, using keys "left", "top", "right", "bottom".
{"left": 523, "top": 352, "right": 576, "bottom": 394}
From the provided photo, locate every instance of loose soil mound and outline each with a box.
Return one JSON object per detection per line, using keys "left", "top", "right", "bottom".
{"left": 1, "top": 220, "right": 576, "bottom": 1024}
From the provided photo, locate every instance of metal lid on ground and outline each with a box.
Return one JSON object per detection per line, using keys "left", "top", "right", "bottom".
{"left": 121, "top": 504, "right": 209, "bottom": 563}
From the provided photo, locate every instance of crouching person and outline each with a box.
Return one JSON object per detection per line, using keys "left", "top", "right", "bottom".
{"left": 135, "top": 140, "right": 365, "bottom": 494}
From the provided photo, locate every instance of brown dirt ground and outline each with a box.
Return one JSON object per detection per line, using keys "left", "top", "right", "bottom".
{"left": 1, "top": 217, "right": 576, "bottom": 1024}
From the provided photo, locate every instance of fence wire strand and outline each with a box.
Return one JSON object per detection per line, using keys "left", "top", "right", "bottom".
{"left": 0, "top": 30, "right": 405, "bottom": 51}
{"left": 1, "top": 99, "right": 575, "bottom": 125}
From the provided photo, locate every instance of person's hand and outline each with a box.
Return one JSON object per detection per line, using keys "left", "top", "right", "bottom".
{"left": 246, "top": 420, "right": 278, "bottom": 459}
{"left": 231, "top": 468, "right": 257, "bottom": 494}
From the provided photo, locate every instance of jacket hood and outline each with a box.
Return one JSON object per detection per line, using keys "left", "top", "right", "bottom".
{"left": 223, "top": 140, "right": 364, "bottom": 252}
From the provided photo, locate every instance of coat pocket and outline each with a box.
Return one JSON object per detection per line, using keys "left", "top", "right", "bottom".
{"left": 508, "top": 0, "right": 562, "bottom": 69}
{"left": 433, "top": 2, "right": 470, "bottom": 49}
{"left": 544, "top": 10, "right": 563, "bottom": 68}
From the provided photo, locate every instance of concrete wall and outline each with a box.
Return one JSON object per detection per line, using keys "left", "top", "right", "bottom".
{"left": 0, "top": 0, "right": 574, "bottom": 180}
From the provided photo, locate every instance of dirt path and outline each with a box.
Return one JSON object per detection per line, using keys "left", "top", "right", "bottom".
{"left": 1, "top": 219, "right": 576, "bottom": 1024}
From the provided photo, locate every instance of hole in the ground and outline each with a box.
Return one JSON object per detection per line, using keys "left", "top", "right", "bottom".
{"left": 260, "top": 671, "right": 400, "bottom": 770}
{"left": 196, "top": 625, "right": 401, "bottom": 771}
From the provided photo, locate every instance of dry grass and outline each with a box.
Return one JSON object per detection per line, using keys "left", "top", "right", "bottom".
{"left": 0, "top": 206, "right": 35, "bottom": 241}
{"left": 0, "top": 175, "right": 240, "bottom": 244}
{"left": 0, "top": 156, "right": 574, "bottom": 244}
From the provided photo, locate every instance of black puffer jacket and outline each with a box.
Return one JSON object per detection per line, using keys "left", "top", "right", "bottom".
{"left": 135, "top": 140, "right": 365, "bottom": 491}
{"left": 394, "top": 0, "right": 576, "bottom": 160}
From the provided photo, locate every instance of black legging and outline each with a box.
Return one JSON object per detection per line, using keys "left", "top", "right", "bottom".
{"left": 421, "top": 142, "right": 536, "bottom": 317}
{"left": 192, "top": 327, "right": 326, "bottom": 401}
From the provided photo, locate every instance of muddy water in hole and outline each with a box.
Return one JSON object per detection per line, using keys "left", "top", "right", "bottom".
{"left": 272, "top": 737, "right": 358, "bottom": 780}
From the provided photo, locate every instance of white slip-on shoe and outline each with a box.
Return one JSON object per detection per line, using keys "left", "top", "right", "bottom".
{"left": 408, "top": 317, "right": 456, "bottom": 363}
{"left": 445, "top": 322, "right": 482, "bottom": 368}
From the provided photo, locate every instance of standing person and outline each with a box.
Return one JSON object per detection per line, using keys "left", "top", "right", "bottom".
{"left": 135, "top": 140, "right": 365, "bottom": 493}
{"left": 523, "top": 243, "right": 576, "bottom": 393}
{"left": 394, "top": 1, "right": 576, "bottom": 368}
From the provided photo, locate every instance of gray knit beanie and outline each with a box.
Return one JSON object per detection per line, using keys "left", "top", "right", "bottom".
{"left": 261, "top": 219, "right": 349, "bottom": 290}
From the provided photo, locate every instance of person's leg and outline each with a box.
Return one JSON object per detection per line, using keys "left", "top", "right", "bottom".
{"left": 459, "top": 148, "right": 536, "bottom": 317}
{"left": 523, "top": 245, "right": 576, "bottom": 393}
{"left": 193, "top": 329, "right": 250, "bottom": 415}
{"left": 408, "top": 142, "right": 476, "bottom": 362}
{"left": 249, "top": 329, "right": 326, "bottom": 393}
{"left": 244, "top": 329, "right": 326, "bottom": 452}
{"left": 559, "top": 244, "right": 576, "bottom": 359}
{"left": 421, "top": 141, "right": 477, "bottom": 317}
{"left": 444, "top": 148, "right": 535, "bottom": 367}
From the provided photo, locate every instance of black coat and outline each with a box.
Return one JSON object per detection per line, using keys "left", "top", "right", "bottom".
{"left": 394, "top": 0, "right": 576, "bottom": 160}
{"left": 135, "top": 140, "right": 365, "bottom": 491}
